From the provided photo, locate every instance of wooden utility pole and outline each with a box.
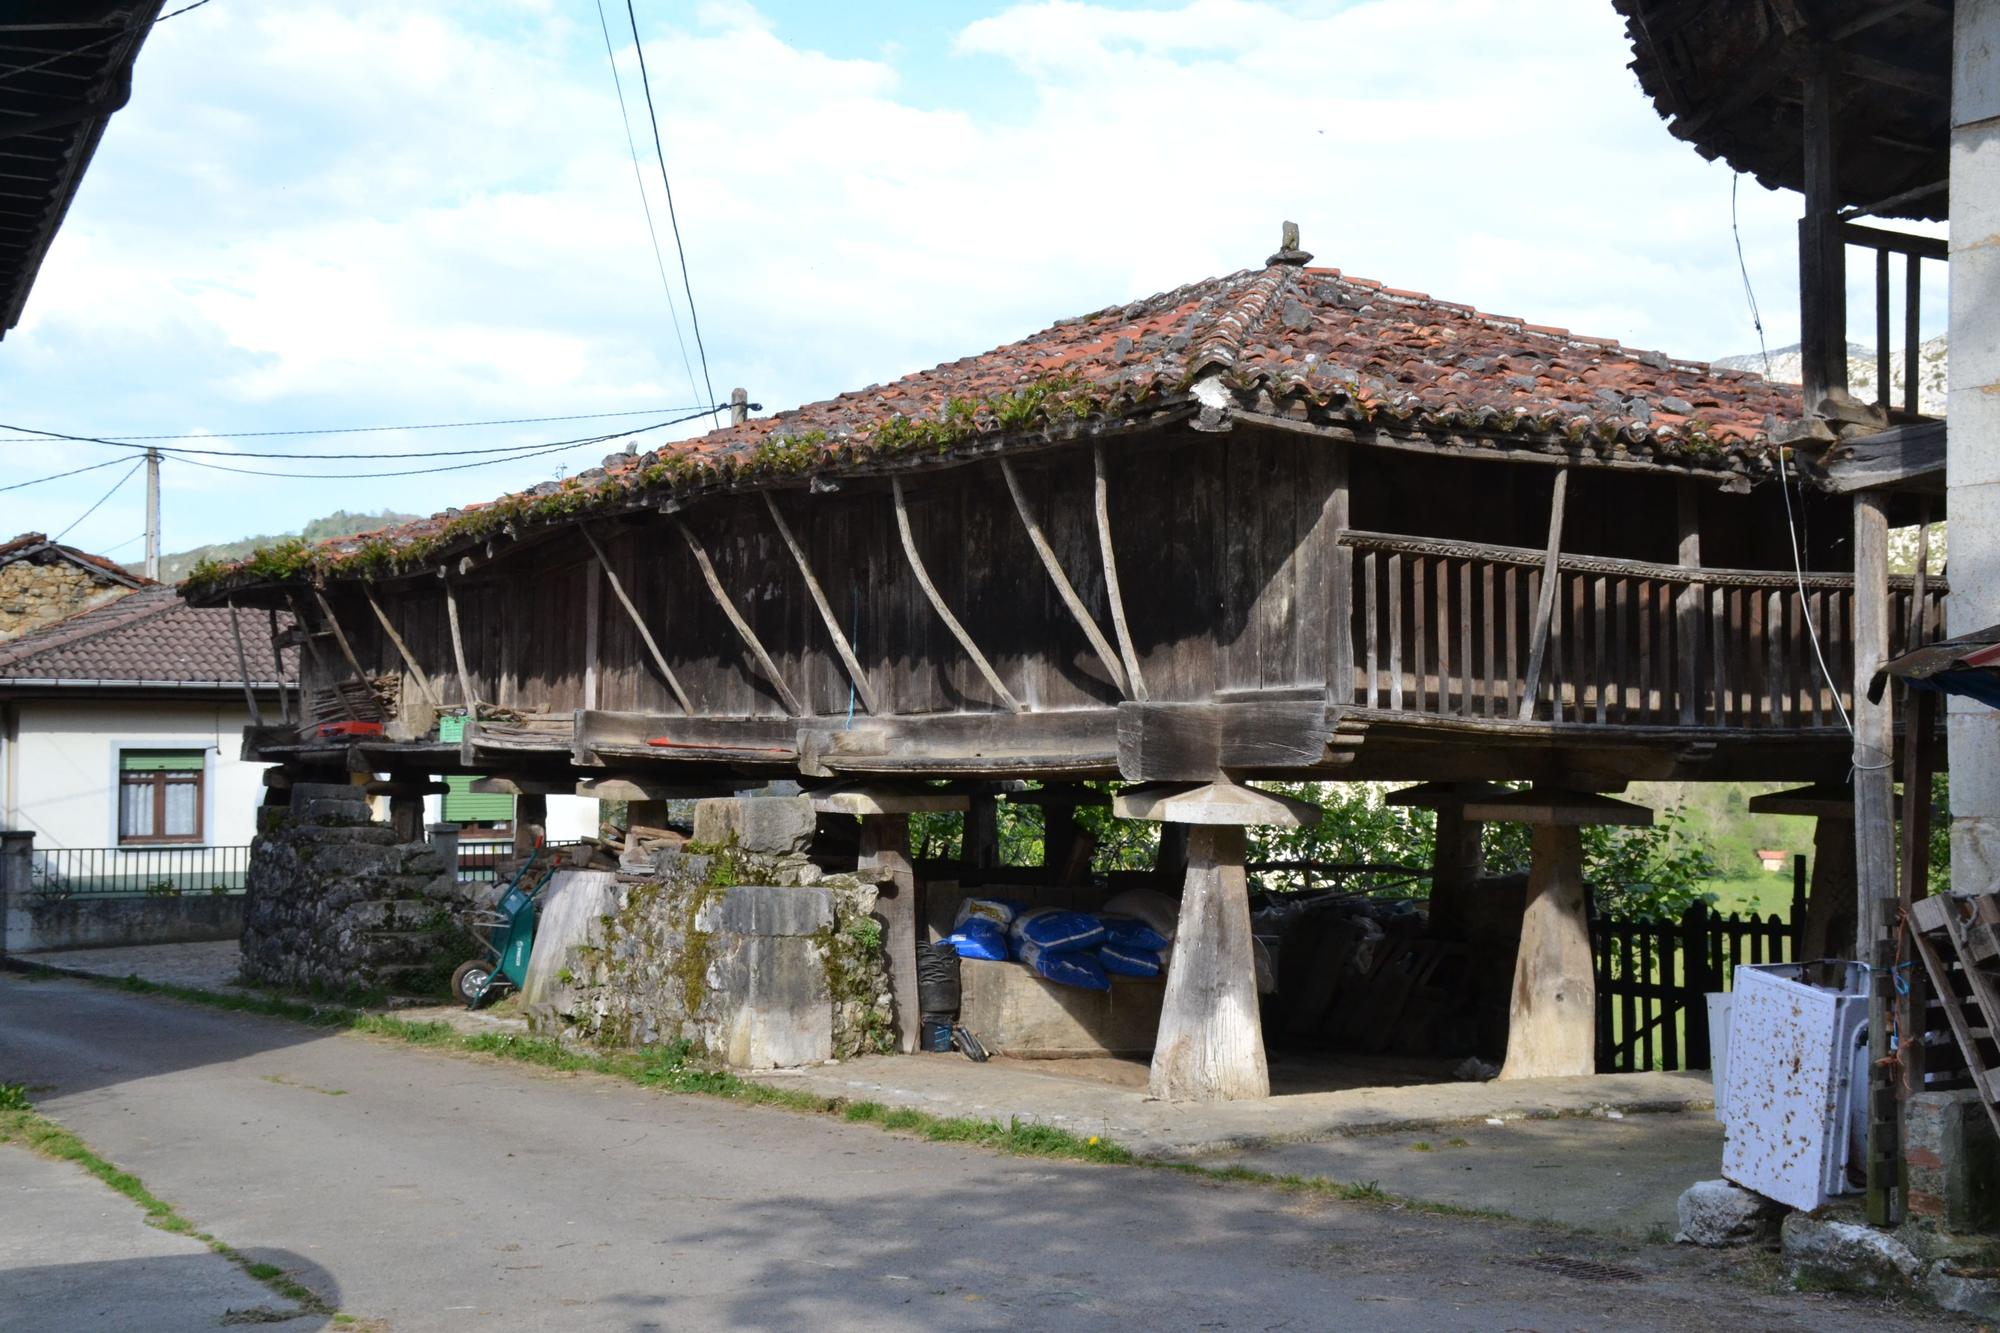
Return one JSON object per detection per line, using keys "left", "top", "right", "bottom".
{"left": 1852, "top": 491, "right": 1898, "bottom": 1224}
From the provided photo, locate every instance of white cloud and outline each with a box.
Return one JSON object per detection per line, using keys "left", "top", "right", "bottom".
{"left": 2, "top": 0, "right": 1828, "bottom": 555}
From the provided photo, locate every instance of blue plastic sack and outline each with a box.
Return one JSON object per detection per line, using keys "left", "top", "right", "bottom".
{"left": 941, "top": 918, "right": 1009, "bottom": 962}
{"left": 1098, "top": 943, "right": 1163, "bottom": 978}
{"left": 1020, "top": 941, "right": 1111, "bottom": 991}
{"left": 1010, "top": 908, "right": 1106, "bottom": 956}
{"left": 1098, "top": 915, "right": 1170, "bottom": 954}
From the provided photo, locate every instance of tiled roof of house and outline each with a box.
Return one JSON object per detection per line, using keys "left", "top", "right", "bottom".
{"left": 0, "top": 586, "right": 292, "bottom": 685}
{"left": 0, "top": 532, "right": 153, "bottom": 587}
{"left": 187, "top": 241, "right": 1803, "bottom": 596}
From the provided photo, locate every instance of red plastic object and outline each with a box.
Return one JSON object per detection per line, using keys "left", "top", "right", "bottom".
{"left": 317, "top": 720, "right": 386, "bottom": 739}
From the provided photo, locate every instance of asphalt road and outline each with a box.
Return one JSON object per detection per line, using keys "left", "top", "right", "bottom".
{"left": 0, "top": 974, "right": 1953, "bottom": 1331}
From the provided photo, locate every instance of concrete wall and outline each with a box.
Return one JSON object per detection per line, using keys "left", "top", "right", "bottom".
{"left": 0, "top": 695, "right": 271, "bottom": 850}
{"left": 7, "top": 890, "right": 244, "bottom": 953}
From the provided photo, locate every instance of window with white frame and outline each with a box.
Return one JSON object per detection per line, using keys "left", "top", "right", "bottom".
{"left": 118, "top": 750, "right": 205, "bottom": 845}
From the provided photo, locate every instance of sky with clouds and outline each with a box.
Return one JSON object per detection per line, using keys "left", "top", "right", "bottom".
{"left": 0, "top": 0, "right": 1943, "bottom": 564}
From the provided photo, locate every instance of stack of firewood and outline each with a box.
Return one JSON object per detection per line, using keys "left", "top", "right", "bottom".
{"left": 567, "top": 823, "right": 689, "bottom": 875}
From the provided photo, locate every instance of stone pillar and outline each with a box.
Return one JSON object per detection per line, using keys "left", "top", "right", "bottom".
{"left": 810, "top": 783, "right": 970, "bottom": 1056}
{"left": 1114, "top": 780, "right": 1320, "bottom": 1102}
{"left": 1948, "top": 0, "right": 2000, "bottom": 891}
{"left": 427, "top": 822, "right": 461, "bottom": 883}
{"left": 0, "top": 829, "right": 32, "bottom": 960}
{"left": 1460, "top": 786, "right": 1652, "bottom": 1081}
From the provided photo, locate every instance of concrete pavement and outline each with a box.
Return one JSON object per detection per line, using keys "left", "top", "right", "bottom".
{"left": 0, "top": 973, "right": 1960, "bottom": 1330}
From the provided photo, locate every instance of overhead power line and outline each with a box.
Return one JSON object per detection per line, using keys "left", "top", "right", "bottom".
{"left": 0, "top": 455, "right": 134, "bottom": 494}
{"left": 592, "top": 0, "right": 702, "bottom": 409}
{"left": 54, "top": 458, "right": 145, "bottom": 542}
{"left": 623, "top": 0, "right": 720, "bottom": 426}
{"left": 0, "top": 405, "right": 709, "bottom": 444}
{"left": 0, "top": 407, "right": 726, "bottom": 462}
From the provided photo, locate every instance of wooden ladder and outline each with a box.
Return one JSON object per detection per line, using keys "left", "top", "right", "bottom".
{"left": 1909, "top": 892, "right": 2000, "bottom": 1138}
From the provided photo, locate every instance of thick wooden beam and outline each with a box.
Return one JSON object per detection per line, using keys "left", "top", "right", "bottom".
{"left": 1498, "top": 822, "right": 1595, "bottom": 1079}
{"left": 679, "top": 518, "right": 804, "bottom": 716}
{"left": 1115, "top": 699, "right": 1334, "bottom": 781}
{"left": 577, "top": 526, "right": 692, "bottom": 716}
{"left": 891, "top": 477, "right": 1023, "bottom": 713}
{"left": 1800, "top": 63, "right": 1849, "bottom": 411}
{"left": 762, "top": 492, "right": 880, "bottom": 716}
{"left": 999, "top": 457, "right": 1130, "bottom": 698}
{"left": 1516, "top": 469, "right": 1570, "bottom": 720}
{"left": 582, "top": 555, "right": 601, "bottom": 712}
{"left": 1326, "top": 439, "right": 1354, "bottom": 704}
{"left": 226, "top": 600, "right": 264, "bottom": 726}
{"left": 1150, "top": 824, "right": 1270, "bottom": 1101}
{"left": 1816, "top": 421, "right": 1947, "bottom": 494}
{"left": 362, "top": 583, "right": 440, "bottom": 711}
{"left": 1092, "top": 444, "right": 1148, "bottom": 701}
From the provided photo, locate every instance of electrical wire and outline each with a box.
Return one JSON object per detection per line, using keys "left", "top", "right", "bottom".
{"left": 53, "top": 458, "right": 144, "bottom": 542}
{"left": 592, "top": 0, "right": 702, "bottom": 410}
{"left": 623, "top": 0, "right": 720, "bottom": 425}
{"left": 0, "top": 454, "right": 133, "bottom": 494}
{"left": 158, "top": 404, "right": 722, "bottom": 479}
{"left": 0, "top": 405, "right": 708, "bottom": 444}
{"left": 0, "top": 410, "right": 725, "bottom": 460}
{"left": 1730, "top": 175, "right": 1773, "bottom": 378}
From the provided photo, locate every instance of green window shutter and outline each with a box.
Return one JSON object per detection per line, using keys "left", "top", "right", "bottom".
{"left": 437, "top": 714, "right": 467, "bottom": 743}
{"left": 120, "top": 749, "right": 204, "bottom": 773}
{"left": 441, "top": 775, "right": 512, "bottom": 823}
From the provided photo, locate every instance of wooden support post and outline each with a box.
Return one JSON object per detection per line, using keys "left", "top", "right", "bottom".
{"left": 582, "top": 556, "right": 601, "bottom": 712}
{"left": 1152, "top": 825, "right": 1268, "bottom": 1101}
{"left": 675, "top": 520, "right": 805, "bottom": 716}
{"left": 891, "top": 477, "right": 1023, "bottom": 712}
{"left": 999, "top": 457, "right": 1130, "bottom": 697}
{"left": 361, "top": 584, "right": 439, "bottom": 710}
{"left": 1805, "top": 814, "right": 1859, "bottom": 960}
{"left": 1114, "top": 781, "right": 1319, "bottom": 1102}
{"left": 1092, "top": 444, "right": 1148, "bottom": 701}
{"left": 389, "top": 793, "right": 425, "bottom": 843}
{"left": 1500, "top": 822, "right": 1595, "bottom": 1080}
{"left": 1428, "top": 805, "right": 1485, "bottom": 942}
{"left": 1899, "top": 688, "right": 1938, "bottom": 1090}
{"left": 763, "top": 492, "right": 881, "bottom": 715}
{"left": 1517, "top": 469, "right": 1569, "bottom": 719}
{"left": 514, "top": 792, "right": 548, "bottom": 863}
{"left": 1852, "top": 490, "right": 1898, "bottom": 1225}
{"left": 1326, "top": 439, "right": 1354, "bottom": 704}
{"left": 961, "top": 791, "right": 999, "bottom": 871}
{"left": 577, "top": 527, "right": 692, "bottom": 715}
{"left": 226, "top": 601, "right": 264, "bottom": 726}
{"left": 858, "top": 813, "right": 920, "bottom": 1055}
{"left": 441, "top": 578, "right": 479, "bottom": 714}
{"left": 1675, "top": 479, "right": 1703, "bottom": 725}
{"left": 1799, "top": 62, "right": 1849, "bottom": 414}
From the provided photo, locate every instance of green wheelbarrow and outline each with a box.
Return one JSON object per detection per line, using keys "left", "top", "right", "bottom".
{"left": 451, "top": 849, "right": 556, "bottom": 1008}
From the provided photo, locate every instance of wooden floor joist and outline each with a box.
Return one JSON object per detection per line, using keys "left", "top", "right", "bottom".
{"left": 891, "top": 477, "right": 1024, "bottom": 713}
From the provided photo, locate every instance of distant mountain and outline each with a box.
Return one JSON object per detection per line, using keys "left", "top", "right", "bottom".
{"left": 142, "top": 509, "right": 421, "bottom": 583}
{"left": 1714, "top": 336, "right": 1947, "bottom": 415}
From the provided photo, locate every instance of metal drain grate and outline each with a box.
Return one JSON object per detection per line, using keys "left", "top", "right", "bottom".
{"left": 1515, "top": 1254, "right": 1647, "bottom": 1284}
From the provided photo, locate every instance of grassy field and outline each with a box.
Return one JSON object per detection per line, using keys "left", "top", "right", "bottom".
{"left": 1629, "top": 780, "right": 1811, "bottom": 919}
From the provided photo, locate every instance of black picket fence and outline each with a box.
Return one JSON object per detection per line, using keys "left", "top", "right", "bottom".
{"left": 28, "top": 845, "right": 253, "bottom": 898}
{"left": 1590, "top": 858, "right": 1805, "bottom": 1074}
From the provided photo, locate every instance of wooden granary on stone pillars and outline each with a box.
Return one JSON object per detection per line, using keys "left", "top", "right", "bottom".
{"left": 190, "top": 219, "right": 1944, "bottom": 1102}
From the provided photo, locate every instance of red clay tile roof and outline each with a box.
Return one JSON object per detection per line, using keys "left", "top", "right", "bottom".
{"left": 0, "top": 532, "right": 153, "bottom": 588}
{"left": 189, "top": 251, "right": 1803, "bottom": 593}
{"left": 0, "top": 586, "right": 292, "bottom": 685}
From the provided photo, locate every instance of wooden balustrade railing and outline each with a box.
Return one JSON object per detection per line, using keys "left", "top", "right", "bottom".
{"left": 1340, "top": 530, "right": 1945, "bottom": 730}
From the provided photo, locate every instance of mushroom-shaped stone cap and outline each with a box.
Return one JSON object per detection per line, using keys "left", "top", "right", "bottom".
{"left": 1113, "top": 780, "right": 1320, "bottom": 827}
{"left": 807, "top": 781, "right": 971, "bottom": 816}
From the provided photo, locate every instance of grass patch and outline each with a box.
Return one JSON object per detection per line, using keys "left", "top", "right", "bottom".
{"left": 0, "top": 1090, "right": 338, "bottom": 1318}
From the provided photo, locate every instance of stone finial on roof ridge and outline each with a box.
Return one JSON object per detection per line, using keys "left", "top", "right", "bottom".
{"left": 1266, "top": 220, "right": 1314, "bottom": 267}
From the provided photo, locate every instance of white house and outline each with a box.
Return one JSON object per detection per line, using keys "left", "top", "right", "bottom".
{"left": 0, "top": 585, "right": 287, "bottom": 893}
